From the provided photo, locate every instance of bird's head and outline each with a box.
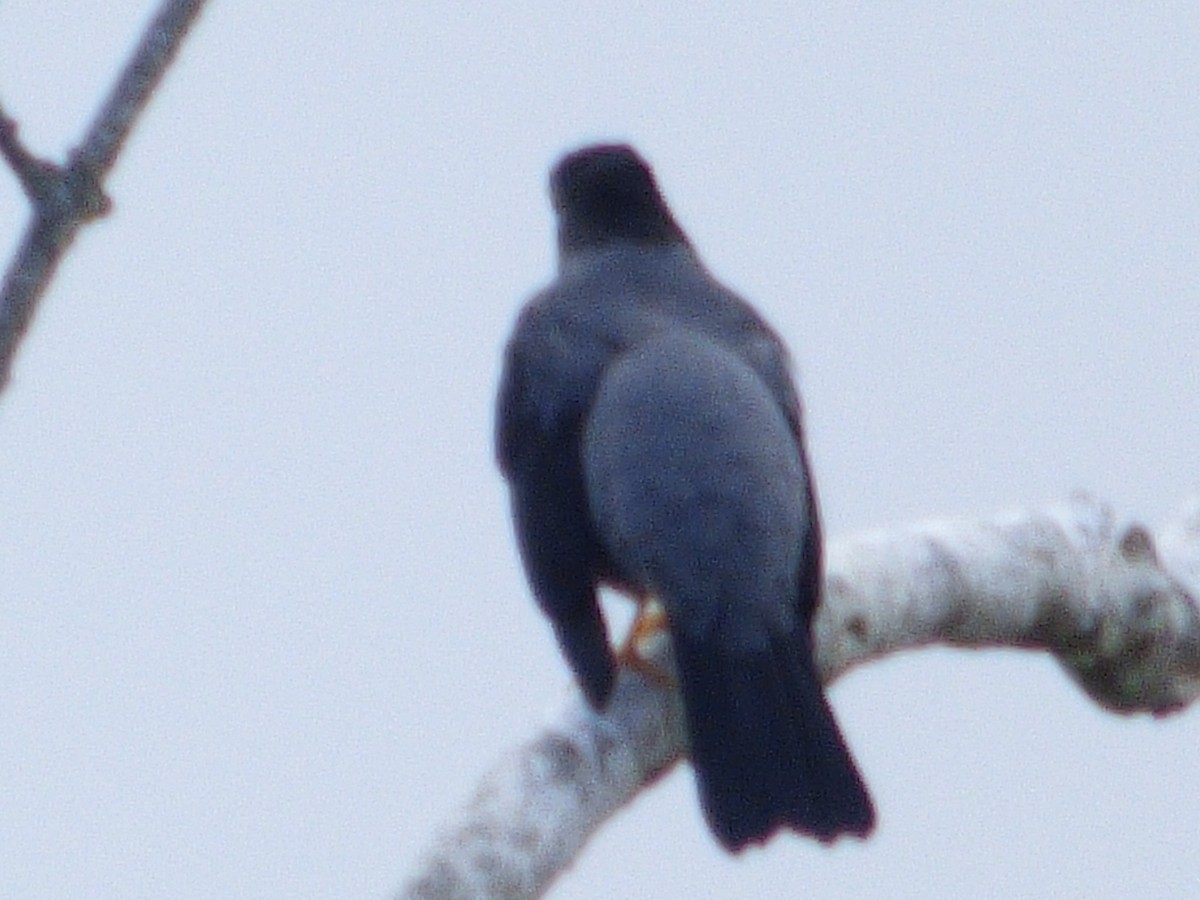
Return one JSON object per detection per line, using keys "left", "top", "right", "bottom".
{"left": 550, "top": 144, "right": 689, "bottom": 255}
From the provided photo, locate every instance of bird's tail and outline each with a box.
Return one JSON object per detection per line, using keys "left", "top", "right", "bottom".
{"left": 671, "top": 621, "right": 875, "bottom": 851}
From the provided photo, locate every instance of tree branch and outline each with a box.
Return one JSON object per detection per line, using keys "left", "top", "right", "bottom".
{"left": 397, "top": 493, "right": 1200, "bottom": 900}
{"left": 0, "top": 0, "right": 209, "bottom": 394}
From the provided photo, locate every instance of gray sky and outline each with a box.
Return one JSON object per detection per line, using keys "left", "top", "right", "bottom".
{"left": 1, "top": 2, "right": 1197, "bottom": 898}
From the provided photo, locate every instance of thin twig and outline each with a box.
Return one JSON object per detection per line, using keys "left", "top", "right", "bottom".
{"left": 0, "top": 0, "right": 210, "bottom": 394}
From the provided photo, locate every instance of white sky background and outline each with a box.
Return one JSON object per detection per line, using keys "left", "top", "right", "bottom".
{"left": 1, "top": 3, "right": 1197, "bottom": 898}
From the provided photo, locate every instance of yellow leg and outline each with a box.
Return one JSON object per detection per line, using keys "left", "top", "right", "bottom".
{"left": 618, "top": 597, "right": 677, "bottom": 689}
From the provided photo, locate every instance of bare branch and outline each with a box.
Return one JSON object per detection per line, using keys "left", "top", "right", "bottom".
{"left": 397, "top": 494, "right": 1200, "bottom": 899}
{"left": 0, "top": 0, "right": 209, "bottom": 394}
{"left": 821, "top": 492, "right": 1200, "bottom": 713}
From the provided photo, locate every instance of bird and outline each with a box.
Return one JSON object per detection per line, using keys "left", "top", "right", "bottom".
{"left": 494, "top": 143, "right": 874, "bottom": 851}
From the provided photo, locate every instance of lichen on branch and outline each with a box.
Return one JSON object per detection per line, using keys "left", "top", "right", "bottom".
{"left": 398, "top": 494, "right": 1200, "bottom": 900}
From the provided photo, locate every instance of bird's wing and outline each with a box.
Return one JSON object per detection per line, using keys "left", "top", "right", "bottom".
{"left": 495, "top": 307, "right": 616, "bottom": 708}
{"left": 731, "top": 320, "right": 825, "bottom": 627}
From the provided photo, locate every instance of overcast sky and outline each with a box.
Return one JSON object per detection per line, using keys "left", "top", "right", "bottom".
{"left": 1, "top": 3, "right": 1197, "bottom": 898}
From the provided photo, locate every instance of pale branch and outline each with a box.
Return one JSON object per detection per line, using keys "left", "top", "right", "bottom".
{"left": 0, "top": 0, "right": 209, "bottom": 394}
{"left": 397, "top": 494, "right": 1200, "bottom": 900}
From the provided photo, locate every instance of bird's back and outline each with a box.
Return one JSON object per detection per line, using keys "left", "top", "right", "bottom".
{"left": 503, "top": 243, "right": 804, "bottom": 448}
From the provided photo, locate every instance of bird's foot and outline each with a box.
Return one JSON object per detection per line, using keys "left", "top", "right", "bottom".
{"left": 618, "top": 597, "right": 677, "bottom": 690}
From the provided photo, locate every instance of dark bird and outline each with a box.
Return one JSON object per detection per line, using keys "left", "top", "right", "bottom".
{"left": 495, "top": 144, "right": 874, "bottom": 850}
